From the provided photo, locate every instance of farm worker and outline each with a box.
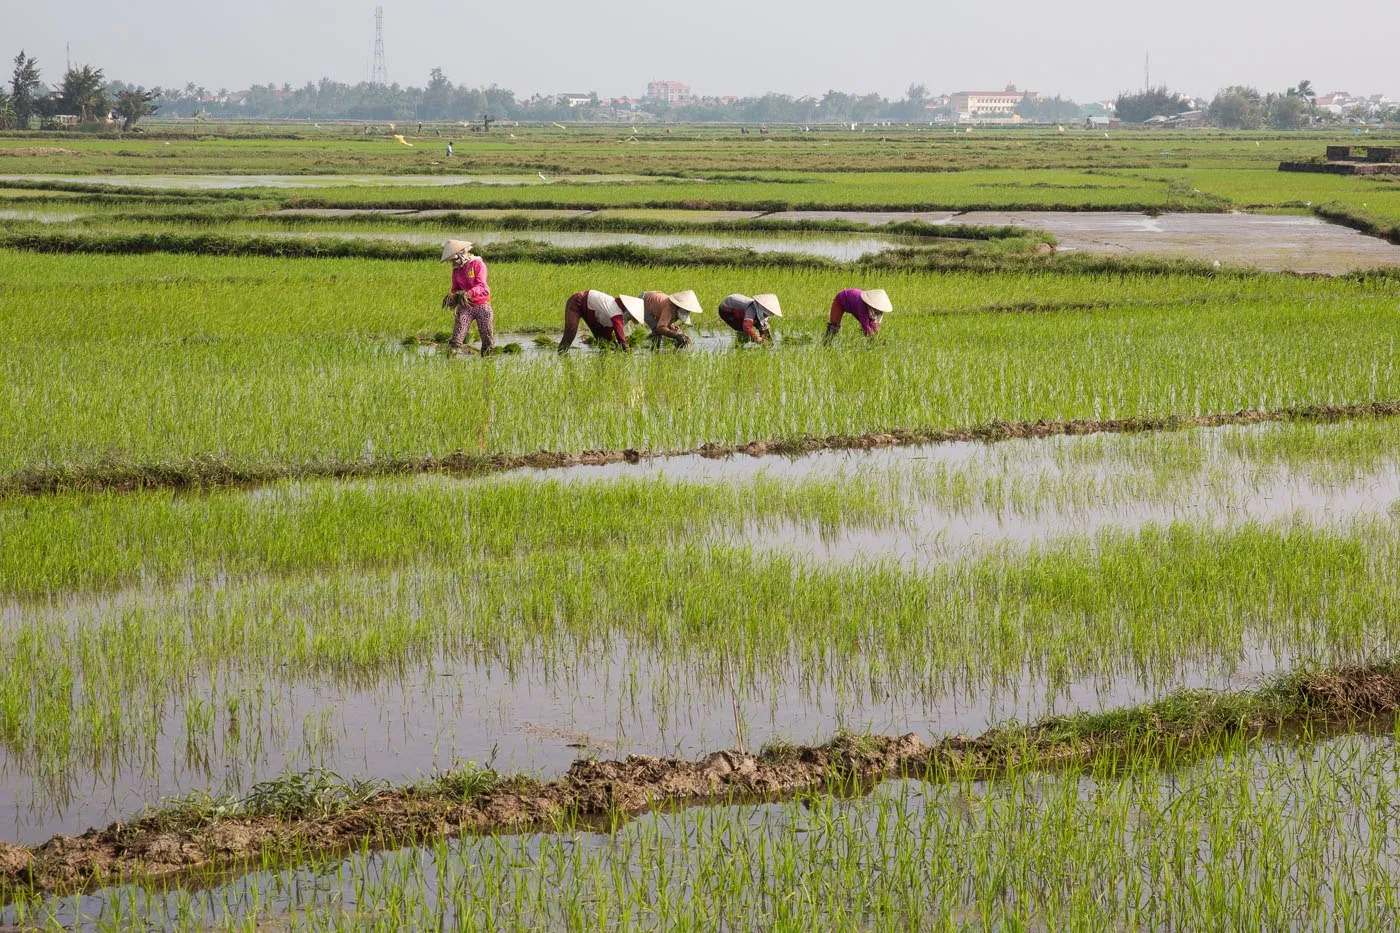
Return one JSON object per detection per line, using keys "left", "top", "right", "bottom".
{"left": 558, "top": 291, "right": 646, "bottom": 353}
{"left": 717, "top": 293, "right": 782, "bottom": 343}
{"left": 825, "top": 288, "right": 893, "bottom": 340}
{"left": 446, "top": 141, "right": 453, "bottom": 157}
{"left": 640, "top": 289, "right": 703, "bottom": 348}
{"left": 440, "top": 240, "right": 494, "bottom": 354}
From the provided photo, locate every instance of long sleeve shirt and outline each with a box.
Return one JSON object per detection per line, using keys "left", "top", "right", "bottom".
{"left": 641, "top": 291, "right": 681, "bottom": 335}
{"left": 559, "top": 290, "right": 628, "bottom": 352}
{"left": 830, "top": 288, "right": 877, "bottom": 336}
{"left": 450, "top": 257, "right": 491, "bottom": 306}
{"left": 717, "top": 294, "right": 768, "bottom": 342}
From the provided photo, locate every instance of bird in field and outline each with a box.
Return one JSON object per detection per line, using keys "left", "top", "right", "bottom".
{"left": 538, "top": 172, "right": 548, "bottom": 180}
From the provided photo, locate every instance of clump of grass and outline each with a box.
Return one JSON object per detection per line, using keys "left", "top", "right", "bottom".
{"left": 759, "top": 739, "right": 802, "bottom": 764}
{"left": 141, "top": 789, "right": 242, "bottom": 833}
{"left": 410, "top": 761, "right": 500, "bottom": 804}
{"left": 241, "top": 769, "right": 383, "bottom": 821}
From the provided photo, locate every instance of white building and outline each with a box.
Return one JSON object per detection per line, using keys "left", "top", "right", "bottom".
{"left": 950, "top": 85, "right": 1039, "bottom": 119}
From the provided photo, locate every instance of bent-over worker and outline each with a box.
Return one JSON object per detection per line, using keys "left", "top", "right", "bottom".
{"left": 559, "top": 290, "right": 646, "bottom": 353}
{"left": 717, "top": 293, "right": 782, "bottom": 343}
{"left": 826, "top": 288, "right": 892, "bottom": 340}
{"left": 440, "top": 240, "right": 494, "bottom": 354}
{"left": 640, "top": 289, "right": 703, "bottom": 349}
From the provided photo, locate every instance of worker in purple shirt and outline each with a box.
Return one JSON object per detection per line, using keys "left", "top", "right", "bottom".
{"left": 825, "top": 288, "right": 893, "bottom": 341}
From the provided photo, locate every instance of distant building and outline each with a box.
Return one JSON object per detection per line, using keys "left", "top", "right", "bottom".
{"left": 560, "top": 93, "right": 593, "bottom": 108}
{"left": 950, "top": 85, "right": 1039, "bottom": 119}
{"left": 646, "top": 80, "right": 691, "bottom": 104}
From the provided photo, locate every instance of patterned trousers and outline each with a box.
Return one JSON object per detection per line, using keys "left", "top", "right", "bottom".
{"left": 450, "top": 303, "right": 495, "bottom": 353}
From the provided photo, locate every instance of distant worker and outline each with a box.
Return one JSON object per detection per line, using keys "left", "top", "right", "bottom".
{"left": 717, "top": 293, "right": 782, "bottom": 343}
{"left": 440, "top": 240, "right": 494, "bottom": 355}
{"left": 446, "top": 141, "right": 454, "bottom": 158}
{"left": 825, "top": 288, "right": 892, "bottom": 340}
{"left": 640, "top": 289, "right": 703, "bottom": 349}
{"left": 559, "top": 290, "right": 645, "bottom": 353}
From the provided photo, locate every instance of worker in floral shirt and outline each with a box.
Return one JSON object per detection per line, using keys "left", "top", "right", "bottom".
{"left": 441, "top": 240, "right": 494, "bottom": 354}
{"left": 717, "top": 293, "right": 782, "bottom": 343}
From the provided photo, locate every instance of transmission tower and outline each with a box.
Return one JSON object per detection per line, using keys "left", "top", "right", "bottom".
{"left": 371, "top": 7, "right": 389, "bottom": 86}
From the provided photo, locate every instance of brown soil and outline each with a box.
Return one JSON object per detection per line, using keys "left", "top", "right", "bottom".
{"left": 6, "top": 400, "right": 1400, "bottom": 499}
{"left": 0, "top": 148, "right": 78, "bottom": 157}
{"left": 3, "top": 665, "right": 1399, "bottom": 900}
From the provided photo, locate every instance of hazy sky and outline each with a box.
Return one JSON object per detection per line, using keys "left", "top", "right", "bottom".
{"left": 6, "top": 0, "right": 1397, "bottom": 102}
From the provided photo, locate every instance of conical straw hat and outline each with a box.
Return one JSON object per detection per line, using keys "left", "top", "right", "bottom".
{"left": 440, "top": 240, "right": 473, "bottom": 262}
{"left": 753, "top": 294, "right": 782, "bottom": 318}
{"left": 616, "top": 294, "right": 646, "bottom": 324}
{"left": 670, "top": 290, "right": 703, "bottom": 315}
{"left": 861, "top": 288, "right": 893, "bottom": 313}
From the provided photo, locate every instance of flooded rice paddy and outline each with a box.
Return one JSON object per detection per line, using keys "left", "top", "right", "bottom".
{"left": 771, "top": 209, "right": 1400, "bottom": 272}
{"left": 955, "top": 210, "right": 1400, "bottom": 274}
{"left": 3, "top": 419, "right": 1398, "bottom": 846}
{"left": 264, "top": 227, "right": 923, "bottom": 260}
{"left": 262, "top": 206, "right": 1400, "bottom": 272}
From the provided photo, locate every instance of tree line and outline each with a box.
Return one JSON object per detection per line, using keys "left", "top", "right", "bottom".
{"left": 4, "top": 53, "right": 1092, "bottom": 127}
{"left": 10, "top": 48, "right": 1391, "bottom": 131}
{"left": 1115, "top": 80, "right": 1397, "bottom": 128}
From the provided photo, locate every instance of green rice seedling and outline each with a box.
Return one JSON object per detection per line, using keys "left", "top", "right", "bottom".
{"left": 3, "top": 249, "right": 1398, "bottom": 488}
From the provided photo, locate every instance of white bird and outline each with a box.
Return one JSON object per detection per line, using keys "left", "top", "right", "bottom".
{"left": 1104, "top": 132, "right": 1110, "bottom": 138}
{"left": 538, "top": 172, "right": 548, "bottom": 180}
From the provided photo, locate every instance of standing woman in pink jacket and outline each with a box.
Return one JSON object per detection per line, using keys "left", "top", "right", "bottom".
{"left": 441, "top": 239, "right": 495, "bottom": 354}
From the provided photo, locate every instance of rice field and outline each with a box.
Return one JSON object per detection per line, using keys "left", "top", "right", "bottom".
{"left": 5, "top": 128, "right": 1400, "bottom": 927}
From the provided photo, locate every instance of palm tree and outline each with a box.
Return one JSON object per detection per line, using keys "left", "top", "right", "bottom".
{"left": 61, "top": 65, "right": 107, "bottom": 122}
{"left": 1295, "top": 79, "right": 1316, "bottom": 111}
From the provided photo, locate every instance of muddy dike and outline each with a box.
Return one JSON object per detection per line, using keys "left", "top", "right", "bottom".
{"left": 1314, "top": 201, "right": 1400, "bottom": 246}
{"left": 6, "top": 400, "right": 1400, "bottom": 499}
{"left": 3, "top": 661, "right": 1400, "bottom": 899}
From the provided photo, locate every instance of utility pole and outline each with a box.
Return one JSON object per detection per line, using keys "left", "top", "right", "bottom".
{"left": 371, "top": 7, "right": 389, "bottom": 86}
{"left": 1145, "top": 51, "right": 1150, "bottom": 91}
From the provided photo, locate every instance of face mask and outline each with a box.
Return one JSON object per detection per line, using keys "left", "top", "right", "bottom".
{"left": 675, "top": 310, "right": 692, "bottom": 326}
